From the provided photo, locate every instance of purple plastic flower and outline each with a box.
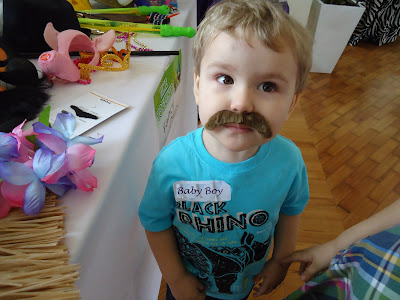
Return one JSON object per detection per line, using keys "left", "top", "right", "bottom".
{"left": 34, "top": 112, "right": 102, "bottom": 192}
{"left": 0, "top": 148, "right": 70, "bottom": 215}
{"left": 0, "top": 132, "right": 19, "bottom": 161}
{"left": 0, "top": 112, "right": 101, "bottom": 218}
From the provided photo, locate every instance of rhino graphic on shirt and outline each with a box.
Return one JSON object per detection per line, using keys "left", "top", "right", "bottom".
{"left": 173, "top": 226, "right": 272, "bottom": 294}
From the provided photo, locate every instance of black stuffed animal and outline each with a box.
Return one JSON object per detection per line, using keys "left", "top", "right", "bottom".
{"left": 0, "top": 40, "right": 50, "bottom": 133}
{"left": 0, "top": 0, "right": 92, "bottom": 133}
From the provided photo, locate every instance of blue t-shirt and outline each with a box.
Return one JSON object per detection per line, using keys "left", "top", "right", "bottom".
{"left": 139, "top": 128, "right": 309, "bottom": 299}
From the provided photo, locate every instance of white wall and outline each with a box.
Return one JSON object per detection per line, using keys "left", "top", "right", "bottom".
{"left": 308, "top": 1, "right": 365, "bottom": 73}
{"left": 287, "top": 0, "right": 313, "bottom": 28}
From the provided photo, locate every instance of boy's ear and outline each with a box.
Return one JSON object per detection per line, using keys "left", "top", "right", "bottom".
{"left": 288, "top": 94, "right": 300, "bottom": 114}
{"left": 193, "top": 72, "right": 200, "bottom": 105}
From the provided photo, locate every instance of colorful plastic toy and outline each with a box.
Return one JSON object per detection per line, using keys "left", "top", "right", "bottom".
{"left": 78, "top": 18, "right": 196, "bottom": 37}
{"left": 38, "top": 23, "right": 116, "bottom": 82}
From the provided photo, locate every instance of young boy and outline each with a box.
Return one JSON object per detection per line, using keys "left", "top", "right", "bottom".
{"left": 139, "top": 0, "right": 313, "bottom": 299}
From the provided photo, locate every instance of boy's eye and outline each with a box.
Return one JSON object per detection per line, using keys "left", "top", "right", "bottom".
{"left": 258, "top": 82, "right": 276, "bottom": 92}
{"left": 217, "top": 75, "right": 234, "bottom": 85}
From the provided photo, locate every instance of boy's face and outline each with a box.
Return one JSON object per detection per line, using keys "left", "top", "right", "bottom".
{"left": 194, "top": 32, "right": 299, "bottom": 162}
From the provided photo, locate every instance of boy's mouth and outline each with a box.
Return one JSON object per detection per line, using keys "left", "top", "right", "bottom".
{"left": 223, "top": 123, "right": 254, "bottom": 134}
{"left": 204, "top": 110, "right": 272, "bottom": 138}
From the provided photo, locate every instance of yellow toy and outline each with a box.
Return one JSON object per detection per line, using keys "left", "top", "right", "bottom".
{"left": 67, "top": 0, "right": 92, "bottom": 10}
{"left": 78, "top": 33, "right": 132, "bottom": 83}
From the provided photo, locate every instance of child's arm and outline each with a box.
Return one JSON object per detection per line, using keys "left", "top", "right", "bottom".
{"left": 252, "top": 213, "right": 300, "bottom": 297}
{"left": 145, "top": 228, "right": 206, "bottom": 300}
{"left": 284, "top": 198, "right": 400, "bottom": 282}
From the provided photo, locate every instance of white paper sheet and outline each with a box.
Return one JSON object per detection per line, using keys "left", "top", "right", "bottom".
{"left": 52, "top": 91, "right": 129, "bottom": 137}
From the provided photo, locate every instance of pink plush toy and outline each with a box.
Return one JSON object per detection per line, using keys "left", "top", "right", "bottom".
{"left": 38, "top": 23, "right": 116, "bottom": 82}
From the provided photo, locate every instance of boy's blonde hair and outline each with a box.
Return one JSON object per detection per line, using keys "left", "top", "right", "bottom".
{"left": 193, "top": 0, "right": 313, "bottom": 94}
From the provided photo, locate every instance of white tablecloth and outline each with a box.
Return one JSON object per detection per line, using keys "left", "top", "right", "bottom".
{"left": 37, "top": 1, "right": 197, "bottom": 298}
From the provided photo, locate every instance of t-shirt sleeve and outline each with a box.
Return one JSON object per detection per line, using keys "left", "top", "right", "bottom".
{"left": 138, "top": 156, "right": 176, "bottom": 232}
{"left": 280, "top": 155, "right": 310, "bottom": 216}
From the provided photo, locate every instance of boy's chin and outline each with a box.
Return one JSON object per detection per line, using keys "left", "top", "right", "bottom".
{"left": 211, "top": 131, "right": 270, "bottom": 151}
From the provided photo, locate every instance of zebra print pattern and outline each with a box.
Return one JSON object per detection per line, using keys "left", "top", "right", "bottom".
{"left": 349, "top": 0, "right": 400, "bottom": 46}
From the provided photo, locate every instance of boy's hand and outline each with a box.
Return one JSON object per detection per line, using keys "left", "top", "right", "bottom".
{"left": 251, "top": 259, "right": 289, "bottom": 297}
{"left": 169, "top": 272, "right": 206, "bottom": 300}
{"left": 282, "top": 241, "right": 338, "bottom": 282}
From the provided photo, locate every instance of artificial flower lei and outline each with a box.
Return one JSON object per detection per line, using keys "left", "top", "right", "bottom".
{"left": 0, "top": 106, "right": 103, "bottom": 218}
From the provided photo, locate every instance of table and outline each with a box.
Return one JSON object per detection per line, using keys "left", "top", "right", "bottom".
{"left": 35, "top": 1, "right": 197, "bottom": 298}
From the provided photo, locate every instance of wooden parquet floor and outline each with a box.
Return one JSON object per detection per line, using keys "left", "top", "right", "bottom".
{"left": 157, "top": 39, "right": 400, "bottom": 300}
{"left": 301, "top": 39, "right": 400, "bottom": 230}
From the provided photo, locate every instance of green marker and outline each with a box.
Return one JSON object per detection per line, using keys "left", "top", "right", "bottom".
{"left": 78, "top": 5, "right": 170, "bottom": 16}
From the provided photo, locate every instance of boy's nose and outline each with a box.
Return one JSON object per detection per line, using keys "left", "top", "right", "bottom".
{"left": 230, "top": 86, "right": 254, "bottom": 113}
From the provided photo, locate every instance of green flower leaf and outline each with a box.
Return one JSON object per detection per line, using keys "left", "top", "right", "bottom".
{"left": 38, "top": 105, "right": 51, "bottom": 127}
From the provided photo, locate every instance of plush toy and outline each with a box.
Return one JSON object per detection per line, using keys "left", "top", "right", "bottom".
{"left": 0, "top": 39, "right": 50, "bottom": 133}
{"left": 2, "top": 0, "right": 91, "bottom": 57}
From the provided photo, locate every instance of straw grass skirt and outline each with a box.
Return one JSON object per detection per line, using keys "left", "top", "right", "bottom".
{"left": 0, "top": 192, "right": 80, "bottom": 299}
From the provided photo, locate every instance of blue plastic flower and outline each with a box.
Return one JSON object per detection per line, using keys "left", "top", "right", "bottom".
{"left": 33, "top": 112, "right": 103, "bottom": 148}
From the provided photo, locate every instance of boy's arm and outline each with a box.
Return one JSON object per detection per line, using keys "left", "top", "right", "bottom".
{"left": 252, "top": 213, "right": 300, "bottom": 297}
{"left": 271, "top": 213, "right": 300, "bottom": 262}
{"left": 145, "top": 228, "right": 206, "bottom": 300}
{"left": 284, "top": 198, "right": 400, "bottom": 281}
{"left": 145, "top": 228, "right": 186, "bottom": 285}
{"left": 333, "top": 199, "right": 400, "bottom": 250}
